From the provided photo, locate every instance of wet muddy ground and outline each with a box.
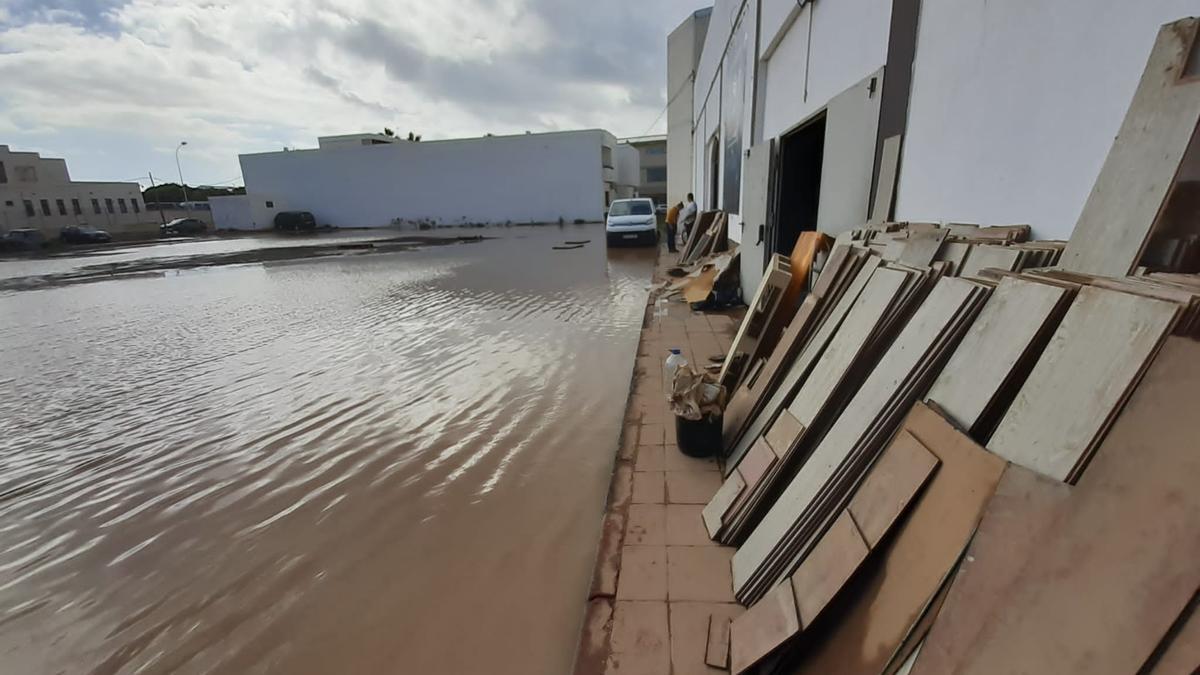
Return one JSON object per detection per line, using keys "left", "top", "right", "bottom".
{"left": 0, "top": 225, "right": 656, "bottom": 674}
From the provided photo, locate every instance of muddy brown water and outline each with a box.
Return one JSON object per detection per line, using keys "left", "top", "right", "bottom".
{"left": 0, "top": 226, "right": 655, "bottom": 674}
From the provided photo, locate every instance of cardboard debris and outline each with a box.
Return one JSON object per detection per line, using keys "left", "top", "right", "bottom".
{"left": 668, "top": 365, "right": 726, "bottom": 421}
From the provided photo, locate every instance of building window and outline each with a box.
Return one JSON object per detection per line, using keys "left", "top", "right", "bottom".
{"left": 56, "top": 199, "right": 67, "bottom": 215}
{"left": 0, "top": 161, "right": 6, "bottom": 183}
{"left": 645, "top": 167, "right": 667, "bottom": 182}
{"left": 646, "top": 146, "right": 666, "bottom": 156}
{"left": 131, "top": 199, "right": 140, "bottom": 213}
{"left": 92, "top": 198, "right": 101, "bottom": 214}
{"left": 4, "top": 200, "right": 12, "bottom": 207}
{"left": 16, "top": 166, "right": 37, "bottom": 182}
{"left": 266, "top": 201, "right": 274, "bottom": 208}
{"left": 40, "top": 199, "right": 51, "bottom": 216}
{"left": 72, "top": 199, "right": 82, "bottom": 215}
{"left": 105, "top": 198, "right": 114, "bottom": 214}
{"left": 24, "top": 200, "right": 35, "bottom": 217}
{"left": 118, "top": 198, "right": 128, "bottom": 213}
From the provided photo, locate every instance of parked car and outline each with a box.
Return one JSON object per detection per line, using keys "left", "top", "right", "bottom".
{"left": 274, "top": 211, "right": 317, "bottom": 232}
{"left": 605, "top": 198, "right": 658, "bottom": 246}
{"left": 60, "top": 225, "right": 112, "bottom": 244}
{"left": 161, "top": 218, "right": 207, "bottom": 236}
{"left": 1, "top": 229, "right": 47, "bottom": 251}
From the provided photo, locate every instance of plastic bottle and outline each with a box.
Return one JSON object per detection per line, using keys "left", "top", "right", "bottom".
{"left": 664, "top": 349, "right": 688, "bottom": 392}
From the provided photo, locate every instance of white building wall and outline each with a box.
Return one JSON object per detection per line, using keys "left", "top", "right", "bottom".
{"left": 667, "top": 10, "right": 711, "bottom": 206}
{"left": 759, "top": 0, "right": 892, "bottom": 140}
{"left": 895, "top": 0, "right": 1200, "bottom": 240}
{"left": 240, "top": 130, "right": 611, "bottom": 229}
{"left": 210, "top": 195, "right": 254, "bottom": 230}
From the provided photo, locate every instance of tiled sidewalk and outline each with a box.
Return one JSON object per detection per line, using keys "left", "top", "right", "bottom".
{"left": 575, "top": 248, "right": 745, "bottom": 675}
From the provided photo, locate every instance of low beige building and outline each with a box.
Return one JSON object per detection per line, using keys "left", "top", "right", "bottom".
{"left": 619, "top": 135, "right": 668, "bottom": 206}
{"left": 0, "top": 145, "right": 155, "bottom": 237}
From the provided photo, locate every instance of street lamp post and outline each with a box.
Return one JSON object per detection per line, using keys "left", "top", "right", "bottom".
{"left": 175, "top": 141, "right": 189, "bottom": 213}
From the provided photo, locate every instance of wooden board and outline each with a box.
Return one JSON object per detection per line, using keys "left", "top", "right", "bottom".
{"left": 1147, "top": 595, "right": 1200, "bottom": 675}
{"left": 764, "top": 409, "right": 804, "bottom": 457}
{"left": 702, "top": 471, "right": 745, "bottom": 538}
{"left": 789, "top": 511, "right": 868, "bottom": 626}
{"left": 722, "top": 255, "right": 882, "bottom": 474}
{"left": 957, "top": 244, "right": 1022, "bottom": 279}
{"left": 788, "top": 402, "right": 1007, "bottom": 675}
{"left": 897, "top": 229, "right": 949, "bottom": 267}
{"left": 705, "top": 614, "right": 731, "bottom": 669}
{"left": 1059, "top": 18, "right": 1200, "bottom": 276}
{"left": 732, "top": 278, "right": 984, "bottom": 593}
{"left": 846, "top": 430, "right": 940, "bottom": 548}
{"left": 719, "top": 254, "right": 792, "bottom": 390}
{"left": 988, "top": 285, "right": 1178, "bottom": 481}
{"left": 729, "top": 579, "right": 801, "bottom": 675}
{"left": 909, "top": 464, "right": 1072, "bottom": 675}
{"left": 870, "top": 135, "right": 902, "bottom": 225}
{"left": 925, "top": 275, "right": 1075, "bottom": 436}
{"left": 958, "top": 337, "right": 1200, "bottom": 675}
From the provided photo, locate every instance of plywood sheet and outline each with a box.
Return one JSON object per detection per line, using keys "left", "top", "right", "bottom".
{"left": 988, "top": 285, "right": 1178, "bottom": 481}
{"left": 958, "top": 244, "right": 1022, "bottom": 279}
{"left": 732, "top": 279, "right": 981, "bottom": 593}
{"left": 898, "top": 229, "right": 949, "bottom": 267}
{"left": 847, "top": 430, "right": 939, "bottom": 548}
{"left": 870, "top": 135, "right": 902, "bottom": 224}
{"left": 1059, "top": 18, "right": 1200, "bottom": 277}
{"left": 789, "top": 402, "right": 1007, "bottom": 675}
{"left": 1147, "top": 597, "right": 1200, "bottom": 675}
{"left": 959, "top": 337, "right": 1200, "bottom": 675}
{"left": 729, "top": 579, "right": 801, "bottom": 675}
{"left": 702, "top": 471, "right": 746, "bottom": 538}
{"left": 925, "top": 276, "right": 1074, "bottom": 434}
{"left": 740, "top": 437, "right": 779, "bottom": 488}
{"left": 909, "top": 464, "right": 1071, "bottom": 675}
{"left": 764, "top": 409, "right": 804, "bottom": 457}
{"left": 705, "top": 614, "right": 731, "bottom": 669}
{"left": 789, "top": 511, "right": 869, "bottom": 626}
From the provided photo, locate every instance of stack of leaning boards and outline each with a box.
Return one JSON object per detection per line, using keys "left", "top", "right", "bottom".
{"left": 730, "top": 274, "right": 993, "bottom": 604}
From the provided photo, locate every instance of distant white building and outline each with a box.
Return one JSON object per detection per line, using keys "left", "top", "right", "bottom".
{"left": 234, "top": 129, "right": 635, "bottom": 230}
{"left": 0, "top": 145, "right": 153, "bottom": 236}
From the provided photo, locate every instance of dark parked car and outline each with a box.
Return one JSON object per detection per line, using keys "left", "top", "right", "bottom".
{"left": 60, "top": 225, "right": 112, "bottom": 244}
{"left": 1, "top": 229, "right": 47, "bottom": 251}
{"left": 161, "top": 218, "right": 207, "bottom": 236}
{"left": 274, "top": 211, "right": 317, "bottom": 232}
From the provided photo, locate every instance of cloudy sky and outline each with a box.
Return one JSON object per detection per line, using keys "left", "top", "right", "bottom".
{"left": 0, "top": 0, "right": 705, "bottom": 187}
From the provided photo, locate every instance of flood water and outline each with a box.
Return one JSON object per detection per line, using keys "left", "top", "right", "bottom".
{"left": 0, "top": 226, "right": 655, "bottom": 674}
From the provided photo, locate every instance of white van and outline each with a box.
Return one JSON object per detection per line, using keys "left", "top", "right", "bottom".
{"left": 605, "top": 198, "right": 658, "bottom": 246}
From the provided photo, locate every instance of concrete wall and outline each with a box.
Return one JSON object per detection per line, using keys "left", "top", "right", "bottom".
{"left": 210, "top": 195, "right": 254, "bottom": 230}
{"left": 614, "top": 143, "right": 641, "bottom": 200}
{"left": 0, "top": 145, "right": 153, "bottom": 236}
{"left": 895, "top": 0, "right": 1200, "bottom": 240}
{"left": 667, "top": 10, "right": 711, "bottom": 207}
{"left": 239, "top": 129, "right": 612, "bottom": 228}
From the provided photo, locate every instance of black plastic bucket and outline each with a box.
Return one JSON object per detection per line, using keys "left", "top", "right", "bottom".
{"left": 675, "top": 413, "right": 723, "bottom": 458}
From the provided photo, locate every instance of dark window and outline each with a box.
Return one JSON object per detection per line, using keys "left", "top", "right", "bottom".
{"left": 118, "top": 198, "right": 128, "bottom": 213}
{"left": 266, "top": 200, "right": 274, "bottom": 208}
{"left": 0, "top": 161, "right": 6, "bottom": 183}
{"left": 92, "top": 198, "right": 101, "bottom": 214}
{"left": 56, "top": 199, "right": 67, "bottom": 215}
{"left": 4, "top": 200, "right": 12, "bottom": 207}
{"left": 40, "top": 199, "right": 51, "bottom": 216}
{"left": 645, "top": 146, "right": 666, "bottom": 156}
{"left": 645, "top": 167, "right": 667, "bottom": 182}
{"left": 105, "top": 198, "right": 114, "bottom": 214}
{"left": 72, "top": 199, "right": 82, "bottom": 215}
{"left": 131, "top": 199, "right": 140, "bottom": 213}
{"left": 24, "top": 200, "right": 35, "bottom": 216}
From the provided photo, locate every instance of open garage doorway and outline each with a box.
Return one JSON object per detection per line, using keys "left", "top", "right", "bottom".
{"left": 771, "top": 113, "right": 826, "bottom": 260}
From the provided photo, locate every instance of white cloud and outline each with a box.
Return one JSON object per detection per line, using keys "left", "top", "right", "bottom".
{"left": 0, "top": 0, "right": 697, "bottom": 185}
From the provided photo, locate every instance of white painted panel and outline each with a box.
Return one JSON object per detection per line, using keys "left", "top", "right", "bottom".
{"left": 896, "top": 0, "right": 1199, "bottom": 240}
{"left": 739, "top": 143, "right": 773, "bottom": 298}
{"left": 760, "top": 0, "right": 891, "bottom": 141}
{"left": 817, "top": 69, "right": 885, "bottom": 234}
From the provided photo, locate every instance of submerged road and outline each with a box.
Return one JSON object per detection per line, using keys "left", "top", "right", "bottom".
{"left": 0, "top": 225, "right": 655, "bottom": 674}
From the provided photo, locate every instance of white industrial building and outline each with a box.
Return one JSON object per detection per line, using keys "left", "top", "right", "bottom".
{"left": 0, "top": 145, "right": 153, "bottom": 237}
{"left": 670, "top": 0, "right": 1199, "bottom": 299}
{"left": 229, "top": 129, "right": 638, "bottom": 230}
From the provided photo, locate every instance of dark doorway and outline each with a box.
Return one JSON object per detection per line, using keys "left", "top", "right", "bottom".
{"left": 772, "top": 113, "right": 825, "bottom": 259}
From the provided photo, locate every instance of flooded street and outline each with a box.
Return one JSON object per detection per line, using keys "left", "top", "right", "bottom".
{"left": 0, "top": 226, "right": 655, "bottom": 674}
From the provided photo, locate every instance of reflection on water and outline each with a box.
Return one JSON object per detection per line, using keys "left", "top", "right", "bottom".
{"left": 0, "top": 225, "right": 655, "bottom": 674}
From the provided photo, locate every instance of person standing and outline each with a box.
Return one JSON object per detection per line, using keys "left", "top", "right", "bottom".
{"left": 665, "top": 201, "right": 682, "bottom": 253}
{"left": 680, "top": 193, "right": 698, "bottom": 241}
